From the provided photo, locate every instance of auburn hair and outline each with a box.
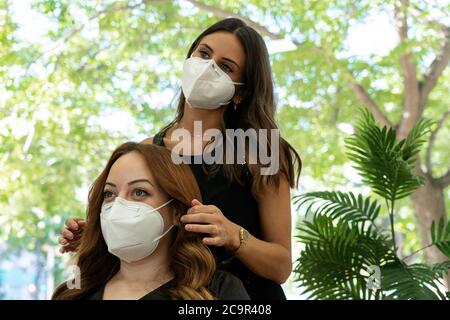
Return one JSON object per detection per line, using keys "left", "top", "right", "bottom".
{"left": 52, "top": 142, "right": 216, "bottom": 300}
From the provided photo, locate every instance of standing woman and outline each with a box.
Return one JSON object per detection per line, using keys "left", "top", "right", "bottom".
{"left": 60, "top": 18, "right": 301, "bottom": 300}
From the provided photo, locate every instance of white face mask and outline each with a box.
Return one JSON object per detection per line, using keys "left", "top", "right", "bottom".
{"left": 100, "top": 197, "right": 174, "bottom": 263}
{"left": 181, "top": 56, "right": 244, "bottom": 109}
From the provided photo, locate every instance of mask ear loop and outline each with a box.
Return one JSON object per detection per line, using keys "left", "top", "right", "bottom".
{"left": 153, "top": 198, "right": 174, "bottom": 211}
{"left": 153, "top": 224, "right": 174, "bottom": 242}
{"left": 152, "top": 198, "right": 175, "bottom": 242}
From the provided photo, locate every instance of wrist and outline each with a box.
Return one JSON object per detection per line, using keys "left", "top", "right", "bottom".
{"left": 227, "top": 225, "right": 249, "bottom": 255}
{"left": 226, "top": 224, "right": 241, "bottom": 252}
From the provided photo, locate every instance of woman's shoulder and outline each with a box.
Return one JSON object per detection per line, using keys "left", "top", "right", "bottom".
{"left": 209, "top": 269, "right": 250, "bottom": 300}
{"left": 140, "top": 137, "right": 154, "bottom": 144}
{"left": 140, "top": 131, "right": 165, "bottom": 146}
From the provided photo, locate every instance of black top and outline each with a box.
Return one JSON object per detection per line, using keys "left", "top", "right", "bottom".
{"left": 153, "top": 130, "right": 286, "bottom": 300}
{"left": 83, "top": 270, "right": 249, "bottom": 300}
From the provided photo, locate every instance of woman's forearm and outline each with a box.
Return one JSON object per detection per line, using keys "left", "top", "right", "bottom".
{"left": 233, "top": 232, "right": 292, "bottom": 284}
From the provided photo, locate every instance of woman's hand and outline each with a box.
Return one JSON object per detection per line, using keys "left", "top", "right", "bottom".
{"left": 58, "top": 217, "right": 86, "bottom": 253}
{"left": 181, "top": 199, "right": 241, "bottom": 252}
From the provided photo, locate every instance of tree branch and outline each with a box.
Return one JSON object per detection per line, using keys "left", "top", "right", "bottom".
{"left": 186, "top": 0, "right": 286, "bottom": 41}
{"left": 348, "top": 81, "right": 392, "bottom": 127}
{"left": 188, "top": 0, "right": 392, "bottom": 128}
{"left": 425, "top": 110, "right": 450, "bottom": 178}
{"left": 75, "top": 42, "right": 115, "bottom": 73}
{"left": 402, "top": 242, "right": 435, "bottom": 263}
{"left": 409, "top": 3, "right": 448, "bottom": 31}
{"left": 419, "top": 26, "right": 450, "bottom": 109}
{"left": 395, "top": 0, "right": 421, "bottom": 140}
{"left": 436, "top": 170, "right": 450, "bottom": 188}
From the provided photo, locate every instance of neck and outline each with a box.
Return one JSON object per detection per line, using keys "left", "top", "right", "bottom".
{"left": 116, "top": 249, "right": 173, "bottom": 283}
{"left": 178, "top": 103, "right": 225, "bottom": 133}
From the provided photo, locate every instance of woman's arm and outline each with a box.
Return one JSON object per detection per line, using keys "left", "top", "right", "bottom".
{"left": 233, "top": 176, "right": 292, "bottom": 284}
{"left": 182, "top": 176, "right": 292, "bottom": 284}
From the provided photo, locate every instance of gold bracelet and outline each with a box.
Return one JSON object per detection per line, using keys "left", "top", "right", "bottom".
{"left": 230, "top": 227, "right": 249, "bottom": 255}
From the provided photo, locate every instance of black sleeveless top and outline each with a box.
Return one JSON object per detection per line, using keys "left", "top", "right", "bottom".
{"left": 83, "top": 270, "right": 250, "bottom": 300}
{"left": 153, "top": 130, "right": 286, "bottom": 300}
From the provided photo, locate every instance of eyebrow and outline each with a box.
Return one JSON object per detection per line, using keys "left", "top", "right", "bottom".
{"left": 105, "top": 179, "right": 155, "bottom": 188}
{"left": 199, "top": 43, "right": 240, "bottom": 70}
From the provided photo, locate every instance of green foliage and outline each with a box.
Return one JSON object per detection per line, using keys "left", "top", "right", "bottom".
{"left": 345, "top": 109, "right": 432, "bottom": 202}
{"left": 0, "top": 0, "right": 448, "bottom": 298}
{"left": 381, "top": 261, "right": 449, "bottom": 300}
{"left": 431, "top": 217, "right": 450, "bottom": 259}
{"left": 295, "top": 214, "right": 394, "bottom": 299}
{"left": 294, "top": 111, "right": 449, "bottom": 300}
{"left": 294, "top": 191, "right": 381, "bottom": 224}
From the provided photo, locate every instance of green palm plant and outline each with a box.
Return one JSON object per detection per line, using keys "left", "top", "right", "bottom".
{"left": 293, "top": 109, "right": 450, "bottom": 300}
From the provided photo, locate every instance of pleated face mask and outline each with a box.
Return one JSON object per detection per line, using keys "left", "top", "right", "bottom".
{"left": 181, "top": 56, "right": 244, "bottom": 109}
{"left": 100, "top": 197, "right": 174, "bottom": 263}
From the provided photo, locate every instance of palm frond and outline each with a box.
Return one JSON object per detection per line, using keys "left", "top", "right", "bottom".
{"left": 402, "top": 118, "right": 435, "bottom": 165}
{"left": 381, "top": 261, "right": 448, "bottom": 300}
{"left": 344, "top": 109, "right": 431, "bottom": 202}
{"left": 294, "top": 214, "right": 394, "bottom": 300}
{"left": 293, "top": 109, "right": 448, "bottom": 300}
{"left": 431, "top": 216, "right": 450, "bottom": 259}
{"left": 294, "top": 191, "right": 380, "bottom": 225}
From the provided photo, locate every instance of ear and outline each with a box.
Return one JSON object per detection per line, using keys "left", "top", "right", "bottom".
{"left": 172, "top": 212, "right": 182, "bottom": 227}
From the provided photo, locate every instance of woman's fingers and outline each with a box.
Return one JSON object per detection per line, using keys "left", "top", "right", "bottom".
{"left": 59, "top": 239, "right": 81, "bottom": 253}
{"left": 181, "top": 213, "right": 215, "bottom": 224}
{"left": 185, "top": 223, "right": 217, "bottom": 234}
{"left": 59, "top": 218, "right": 85, "bottom": 254}
{"left": 202, "top": 237, "right": 220, "bottom": 246}
{"left": 65, "top": 217, "right": 85, "bottom": 231}
{"left": 65, "top": 218, "right": 79, "bottom": 231}
{"left": 61, "top": 227, "right": 74, "bottom": 240}
{"left": 60, "top": 227, "right": 83, "bottom": 242}
{"left": 187, "top": 206, "right": 216, "bottom": 215}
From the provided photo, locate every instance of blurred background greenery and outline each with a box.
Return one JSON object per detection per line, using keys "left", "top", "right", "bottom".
{"left": 0, "top": 0, "right": 448, "bottom": 299}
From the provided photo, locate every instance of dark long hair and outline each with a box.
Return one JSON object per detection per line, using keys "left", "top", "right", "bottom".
{"left": 161, "top": 18, "right": 301, "bottom": 194}
{"left": 52, "top": 142, "right": 215, "bottom": 300}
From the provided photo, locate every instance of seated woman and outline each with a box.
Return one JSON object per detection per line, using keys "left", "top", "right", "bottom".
{"left": 52, "top": 142, "right": 249, "bottom": 300}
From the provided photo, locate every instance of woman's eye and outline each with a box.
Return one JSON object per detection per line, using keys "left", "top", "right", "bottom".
{"left": 134, "top": 189, "right": 149, "bottom": 197}
{"left": 220, "top": 63, "right": 232, "bottom": 73}
{"left": 199, "top": 50, "right": 210, "bottom": 58}
{"left": 103, "top": 191, "right": 114, "bottom": 199}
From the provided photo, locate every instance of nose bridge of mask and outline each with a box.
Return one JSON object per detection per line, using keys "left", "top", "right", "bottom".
{"left": 201, "top": 59, "right": 244, "bottom": 85}
{"left": 106, "top": 197, "right": 140, "bottom": 221}
{"left": 104, "top": 197, "right": 174, "bottom": 220}
{"left": 188, "top": 56, "right": 244, "bottom": 85}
